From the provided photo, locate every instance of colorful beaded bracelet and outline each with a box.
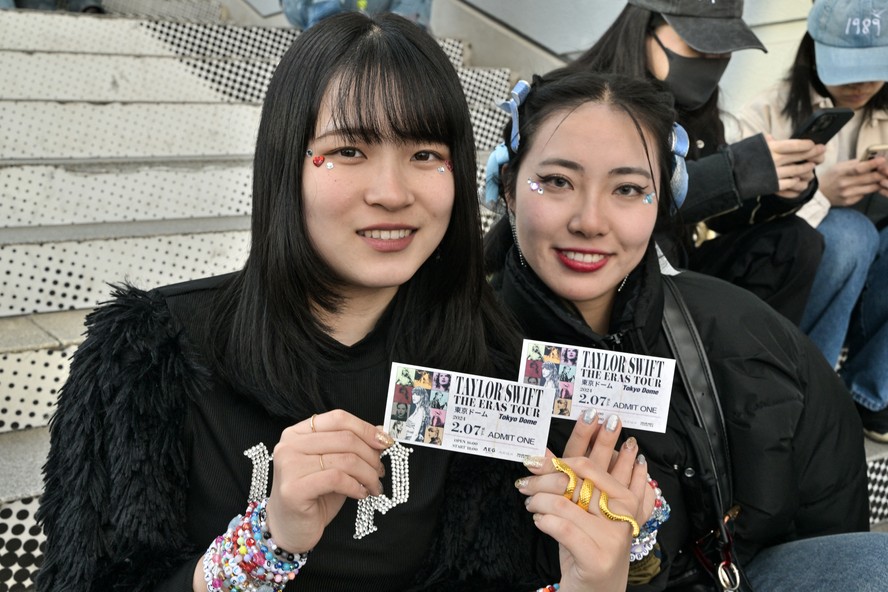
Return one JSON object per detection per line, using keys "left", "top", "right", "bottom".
{"left": 631, "top": 477, "right": 671, "bottom": 562}
{"left": 534, "top": 584, "right": 560, "bottom": 592}
{"left": 203, "top": 498, "right": 309, "bottom": 592}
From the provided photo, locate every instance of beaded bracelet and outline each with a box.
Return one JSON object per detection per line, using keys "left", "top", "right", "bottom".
{"left": 534, "top": 584, "right": 560, "bottom": 592}
{"left": 630, "top": 477, "right": 671, "bottom": 562}
{"left": 203, "top": 498, "right": 309, "bottom": 592}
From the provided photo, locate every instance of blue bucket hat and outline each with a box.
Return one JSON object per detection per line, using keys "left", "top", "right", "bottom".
{"left": 809, "top": 0, "right": 888, "bottom": 85}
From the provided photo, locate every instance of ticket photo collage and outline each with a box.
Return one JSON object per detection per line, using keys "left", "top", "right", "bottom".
{"left": 389, "top": 366, "right": 450, "bottom": 445}
{"left": 522, "top": 343, "right": 577, "bottom": 417}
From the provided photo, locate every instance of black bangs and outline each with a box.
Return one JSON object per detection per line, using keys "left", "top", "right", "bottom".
{"left": 325, "top": 27, "right": 460, "bottom": 145}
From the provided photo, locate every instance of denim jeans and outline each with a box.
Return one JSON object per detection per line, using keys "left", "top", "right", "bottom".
{"left": 0, "top": 0, "right": 103, "bottom": 10}
{"left": 842, "top": 225, "right": 888, "bottom": 410}
{"left": 745, "top": 532, "right": 888, "bottom": 591}
{"left": 800, "top": 208, "right": 878, "bottom": 367}
{"left": 281, "top": 0, "right": 431, "bottom": 30}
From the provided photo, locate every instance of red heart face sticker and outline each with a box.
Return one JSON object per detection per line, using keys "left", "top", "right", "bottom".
{"left": 312, "top": 155, "right": 325, "bottom": 167}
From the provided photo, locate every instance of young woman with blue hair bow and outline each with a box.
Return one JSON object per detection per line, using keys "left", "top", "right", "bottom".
{"left": 485, "top": 70, "right": 885, "bottom": 592}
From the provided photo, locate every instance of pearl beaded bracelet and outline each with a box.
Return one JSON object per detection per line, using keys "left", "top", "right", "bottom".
{"left": 631, "top": 477, "right": 671, "bottom": 562}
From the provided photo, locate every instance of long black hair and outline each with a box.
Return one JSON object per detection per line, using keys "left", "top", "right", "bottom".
{"left": 782, "top": 32, "right": 888, "bottom": 129}
{"left": 214, "top": 12, "right": 519, "bottom": 417}
{"left": 569, "top": 5, "right": 725, "bottom": 160}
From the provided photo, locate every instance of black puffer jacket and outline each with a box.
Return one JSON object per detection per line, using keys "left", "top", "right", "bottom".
{"left": 491, "top": 240, "right": 869, "bottom": 591}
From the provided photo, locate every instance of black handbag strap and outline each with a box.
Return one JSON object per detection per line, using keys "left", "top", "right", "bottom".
{"left": 660, "top": 275, "right": 732, "bottom": 512}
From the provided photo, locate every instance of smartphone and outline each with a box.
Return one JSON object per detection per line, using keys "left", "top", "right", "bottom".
{"left": 861, "top": 143, "right": 888, "bottom": 161}
{"left": 790, "top": 107, "right": 854, "bottom": 144}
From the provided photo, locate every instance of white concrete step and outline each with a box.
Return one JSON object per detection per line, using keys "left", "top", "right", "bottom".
{"left": 0, "top": 310, "right": 85, "bottom": 435}
{"left": 1, "top": 160, "right": 252, "bottom": 227}
{"left": 0, "top": 229, "right": 250, "bottom": 316}
{"left": 0, "top": 101, "right": 507, "bottom": 159}
{"left": 0, "top": 50, "right": 511, "bottom": 107}
{"left": 0, "top": 10, "right": 465, "bottom": 67}
{"left": 0, "top": 153, "right": 498, "bottom": 229}
{"left": 0, "top": 101, "right": 261, "bottom": 159}
{"left": 104, "top": 0, "right": 227, "bottom": 23}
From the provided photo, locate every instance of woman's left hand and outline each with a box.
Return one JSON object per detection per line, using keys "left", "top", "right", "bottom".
{"left": 517, "top": 414, "right": 652, "bottom": 592}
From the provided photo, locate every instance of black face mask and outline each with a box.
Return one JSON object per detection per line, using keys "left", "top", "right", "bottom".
{"left": 652, "top": 32, "right": 730, "bottom": 111}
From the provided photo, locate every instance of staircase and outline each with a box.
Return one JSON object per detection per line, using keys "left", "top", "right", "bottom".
{"left": 0, "top": 3, "right": 886, "bottom": 591}
{"left": 0, "top": 5, "right": 509, "bottom": 590}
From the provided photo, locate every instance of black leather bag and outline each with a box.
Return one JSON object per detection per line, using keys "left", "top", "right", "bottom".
{"left": 660, "top": 276, "right": 753, "bottom": 592}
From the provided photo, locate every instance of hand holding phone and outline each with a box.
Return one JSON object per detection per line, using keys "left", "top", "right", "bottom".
{"left": 818, "top": 156, "right": 886, "bottom": 206}
{"left": 790, "top": 108, "right": 854, "bottom": 144}
{"left": 860, "top": 144, "right": 888, "bottom": 162}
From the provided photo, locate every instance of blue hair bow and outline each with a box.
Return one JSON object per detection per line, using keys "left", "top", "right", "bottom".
{"left": 483, "top": 143, "right": 510, "bottom": 210}
{"left": 497, "top": 80, "right": 531, "bottom": 152}
{"left": 670, "top": 123, "right": 689, "bottom": 211}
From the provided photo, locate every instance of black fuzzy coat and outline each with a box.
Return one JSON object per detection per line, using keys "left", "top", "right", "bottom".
{"left": 36, "top": 278, "right": 557, "bottom": 591}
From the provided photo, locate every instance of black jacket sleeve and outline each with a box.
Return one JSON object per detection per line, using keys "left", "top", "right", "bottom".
{"left": 36, "top": 286, "right": 205, "bottom": 592}
{"left": 683, "top": 134, "right": 817, "bottom": 233}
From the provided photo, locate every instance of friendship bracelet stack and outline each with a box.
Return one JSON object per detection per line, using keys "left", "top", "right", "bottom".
{"left": 534, "top": 584, "right": 560, "bottom": 592}
{"left": 203, "top": 498, "right": 309, "bottom": 592}
{"left": 630, "top": 477, "right": 671, "bottom": 562}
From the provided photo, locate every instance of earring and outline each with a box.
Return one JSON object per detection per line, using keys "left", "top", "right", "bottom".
{"left": 527, "top": 178, "right": 544, "bottom": 194}
{"left": 508, "top": 209, "right": 526, "bottom": 267}
{"left": 617, "top": 275, "right": 629, "bottom": 292}
{"left": 643, "top": 192, "right": 655, "bottom": 204}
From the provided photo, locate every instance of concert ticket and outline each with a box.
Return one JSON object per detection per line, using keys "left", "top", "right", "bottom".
{"left": 517, "top": 339, "right": 674, "bottom": 433}
{"left": 383, "top": 363, "right": 555, "bottom": 462}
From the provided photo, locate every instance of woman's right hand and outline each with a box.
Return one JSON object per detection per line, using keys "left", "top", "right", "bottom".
{"left": 265, "top": 410, "right": 394, "bottom": 553}
{"left": 765, "top": 136, "right": 825, "bottom": 198}
{"left": 518, "top": 415, "right": 651, "bottom": 592}
{"left": 819, "top": 156, "right": 888, "bottom": 206}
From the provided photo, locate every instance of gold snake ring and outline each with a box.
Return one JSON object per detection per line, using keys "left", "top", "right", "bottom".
{"left": 578, "top": 478, "right": 595, "bottom": 511}
{"left": 599, "top": 491, "right": 640, "bottom": 537}
{"left": 551, "top": 458, "right": 578, "bottom": 499}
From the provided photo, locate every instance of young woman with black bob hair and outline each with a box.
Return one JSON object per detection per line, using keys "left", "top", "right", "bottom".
{"left": 561, "top": 0, "right": 826, "bottom": 325}
{"left": 36, "top": 11, "right": 651, "bottom": 592}
{"left": 485, "top": 69, "right": 887, "bottom": 591}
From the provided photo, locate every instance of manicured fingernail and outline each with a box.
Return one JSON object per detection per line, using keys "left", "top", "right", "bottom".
{"left": 376, "top": 429, "right": 394, "bottom": 447}
{"left": 523, "top": 455, "right": 545, "bottom": 469}
{"left": 606, "top": 414, "right": 619, "bottom": 432}
{"left": 636, "top": 454, "right": 647, "bottom": 465}
{"left": 622, "top": 436, "right": 637, "bottom": 451}
{"left": 524, "top": 496, "right": 532, "bottom": 507}
{"left": 533, "top": 513, "right": 542, "bottom": 522}
{"left": 582, "top": 409, "right": 597, "bottom": 424}
{"left": 515, "top": 477, "right": 530, "bottom": 490}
